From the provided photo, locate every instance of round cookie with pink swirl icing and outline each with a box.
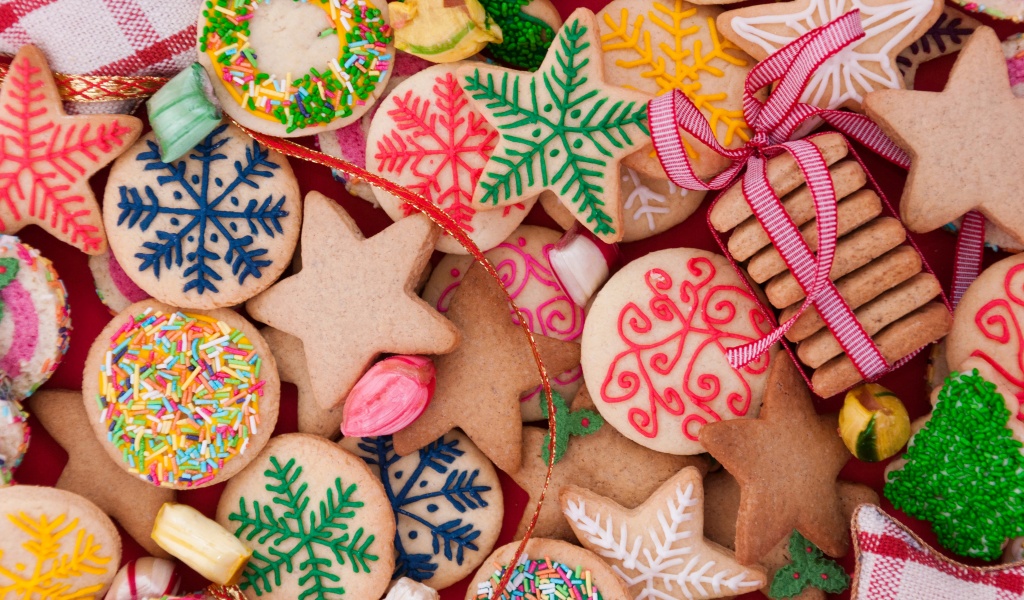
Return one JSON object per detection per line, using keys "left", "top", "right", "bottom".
{"left": 89, "top": 251, "right": 150, "bottom": 315}
{"left": 421, "top": 225, "right": 584, "bottom": 421}
{"left": 0, "top": 236, "right": 70, "bottom": 399}
{"left": 581, "top": 247, "right": 775, "bottom": 455}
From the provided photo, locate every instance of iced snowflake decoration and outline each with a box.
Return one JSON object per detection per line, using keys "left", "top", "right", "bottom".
{"left": 622, "top": 168, "right": 679, "bottom": 231}
{"left": 114, "top": 124, "right": 291, "bottom": 296}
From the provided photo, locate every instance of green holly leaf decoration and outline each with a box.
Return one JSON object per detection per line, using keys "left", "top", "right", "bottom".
{"left": 769, "top": 531, "right": 849, "bottom": 599}
{"left": 539, "top": 391, "right": 603, "bottom": 464}
{"left": 885, "top": 368, "right": 1024, "bottom": 560}
{"left": 459, "top": 8, "right": 651, "bottom": 243}
{"left": 0, "top": 257, "right": 19, "bottom": 324}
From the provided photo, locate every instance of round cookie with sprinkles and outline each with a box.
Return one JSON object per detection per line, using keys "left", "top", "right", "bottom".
{"left": 197, "top": 0, "right": 395, "bottom": 137}
{"left": 0, "top": 236, "right": 70, "bottom": 400}
{"left": 0, "top": 375, "right": 28, "bottom": 486}
{"left": 466, "top": 538, "right": 631, "bottom": 600}
{"left": 89, "top": 251, "right": 151, "bottom": 315}
{"left": 82, "top": 299, "right": 280, "bottom": 490}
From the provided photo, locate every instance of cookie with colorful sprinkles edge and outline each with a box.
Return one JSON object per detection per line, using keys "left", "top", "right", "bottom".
{"left": 197, "top": 0, "right": 396, "bottom": 137}
{"left": 81, "top": 299, "right": 280, "bottom": 490}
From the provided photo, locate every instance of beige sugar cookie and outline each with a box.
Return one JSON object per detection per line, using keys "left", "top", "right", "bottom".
{"left": 597, "top": 0, "right": 755, "bottom": 180}
{"left": 0, "top": 486, "right": 121, "bottom": 599}
{"left": 341, "top": 431, "right": 503, "bottom": 589}
{"left": 582, "top": 247, "right": 774, "bottom": 455}
{"left": 246, "top": 191, "right": 458, "bottom": 411}
{"left": 216, "top": 434, "right": 395, "bottom": 600}
{"left": 562, "top": 467, "right": 767, "bottom": 600}
{"left": 103, "top": 124, "right": 301, "bottom": 310}
{"left": 82, "top": 299, "right": 280, "bottom": 489}
{"left": 366, "top": 64, "right": 536, "bottom": 254}
{"left": 540, "top": 166, "right": 707, "bottom": 242}
{"left": 420, "top": 226, "right": 584, "bottom": 421}
{"left": 261, "top": 327, "right": 343, "bottom": 439}
{"left": 896, "top": 6, "right": 981, "bottom": 88}
{"left": 466, "top": 538, "right": 632, "bottom": 600}
{"left": 197, "top": 0, "right": 395, "bottom": 137}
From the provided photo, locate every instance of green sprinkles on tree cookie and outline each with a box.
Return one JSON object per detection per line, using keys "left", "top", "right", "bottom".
{"left": 885, "top": 368, "right": 1024, "bottom": 561}
{"left": 458, "top": 8, "right": 652, "bottom": 244}
{"left": 769, "top": 531, "right": 849, "bottom": 599}
{"left": 479, "top": 0, "right": 558, "bottom": 70}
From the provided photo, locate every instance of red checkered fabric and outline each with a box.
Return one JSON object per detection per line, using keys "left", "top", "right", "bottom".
{"left": 0, "top": 0, "right": 200, "bottom": 112}
{"left": 853, "top": 506, "right": 1024, "bottom": 600}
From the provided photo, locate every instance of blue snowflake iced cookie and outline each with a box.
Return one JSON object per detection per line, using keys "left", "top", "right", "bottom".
{"left": 216, "top": 433, "right": 395, "bottom": 600}
{"left": 340, "top": 431, "right": 503, "bottom": 589}
{"left": 103, "top": 123, "right": 301, "bottom": 310}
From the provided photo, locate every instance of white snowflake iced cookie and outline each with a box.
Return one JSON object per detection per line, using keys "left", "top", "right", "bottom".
{"left": 541, "top": 167, "right": 706, "bottom": 242}
{"left": 103, "top": 123, "right": 301, "bottom": 310}
{"left": 366, "top": 64, "right": 535, "bottom": 254}
{"left": 466, "top": 538, "right": 632, "bottom": 600}
{"left": 718, "top": 0, "right": 944, "bottom": 111}
{"left": 581, "top": 247, "right": 774, "bottom": 455}
{"left": 562, "top": 467, "right": 767, "bottom": 600}
{"left": 421, "top": 226, "right": 584, "bottom": 420}
{"left": 88, "top": 251, "right": 150, "bottom": 315}
{"left": 340, "top": 431, "right": 503, "bottom": 589}
{"left": 216, "top": 434, "right": 395, "bottom": 600}
{"left": 0, "top": 485, "right": 121, "bottom": 598}
{"left": 0, "top": 236, "right": 70, "bottom": 399}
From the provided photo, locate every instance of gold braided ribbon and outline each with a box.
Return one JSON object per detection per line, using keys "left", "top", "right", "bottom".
{"left": 0, "top": 62, "right": 168, "bottom": 103}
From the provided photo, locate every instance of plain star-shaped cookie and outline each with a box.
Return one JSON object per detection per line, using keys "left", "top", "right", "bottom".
{"left": 458, "top": 8, "right": 652, "bottom": 243}
{"left": 28, "top": 389, "right": 174, "bottom": 557}
{"left": 0, "top": 46, "right": 142, "bottom": 254}
{"left": 717, "top": 0, "right": 942, "bottom": 111}
{"left": 562, "top": 467, "right": 767, "bottom": 600}
{"left": 247, "top": 191, "right": 459, "bottom": 410}
{"left": 392, "top": 263, "right": 581, "bottom": 474}
{"left": 864, "top": 27, "right": 1024, "bottom": 247}
{"left": 698, "top": 357, "right": 850, "bottom": 564}
{"left": 260, "top": 327, "right": 343, "bottom": 439}
{"left": 510, "top": 388, "right": 708, "bottom": 541}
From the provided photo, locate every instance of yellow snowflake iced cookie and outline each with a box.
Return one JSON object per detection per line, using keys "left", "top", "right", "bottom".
{"left": 0, "top": 486, "right": 121, "bottom": 599}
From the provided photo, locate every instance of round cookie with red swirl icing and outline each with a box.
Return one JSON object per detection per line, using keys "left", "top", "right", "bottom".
{"left": 421, "top": 225, "right": 584, "bottom": 421}
{"left": 581, "top": 247, "right": 775, "bottom": 455}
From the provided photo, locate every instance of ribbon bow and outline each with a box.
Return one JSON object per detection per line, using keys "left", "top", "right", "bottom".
{"left": 648, "top": 10, "right": 912, "bottom": 380}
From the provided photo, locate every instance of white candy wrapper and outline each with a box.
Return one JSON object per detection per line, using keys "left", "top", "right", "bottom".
{"left": 549, "top": 222, "right": 622, "bottom": 307}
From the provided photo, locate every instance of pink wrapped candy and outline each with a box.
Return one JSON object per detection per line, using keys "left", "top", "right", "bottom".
{"left": 104, "top": 557, "right": 180, "bottom": 600}
{"left": 341, "top": 356, "right": 435, "bottom": 437}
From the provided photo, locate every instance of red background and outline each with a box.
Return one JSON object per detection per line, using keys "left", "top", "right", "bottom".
{"left": 14, "top": 2, "right": 1024, "bottom": 598}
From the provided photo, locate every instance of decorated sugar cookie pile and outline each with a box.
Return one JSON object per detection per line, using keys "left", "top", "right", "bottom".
{"left": 5, "top": 0, "right": 1024, "bottom": 599}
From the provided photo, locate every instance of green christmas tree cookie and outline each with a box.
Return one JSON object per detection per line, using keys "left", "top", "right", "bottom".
{"left": 885, "top": 369, "right": 1024, "bottom": 561}
{"left": 769, "top": 531, "right": 849, "bottom": 599}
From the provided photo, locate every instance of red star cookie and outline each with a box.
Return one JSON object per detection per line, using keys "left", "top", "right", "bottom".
{"left": 0, "top": 46, "right": 142, "bottom": 254}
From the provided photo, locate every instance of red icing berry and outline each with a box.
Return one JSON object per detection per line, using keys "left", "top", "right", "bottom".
{"left": 793, "top": 573, "right": 800, "bottom": 579}
{"left": 581, "top": 418, "right": 590, "bottom": 428}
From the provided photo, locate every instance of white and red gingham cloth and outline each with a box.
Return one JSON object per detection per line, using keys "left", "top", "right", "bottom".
{"left": 0, "top": 0, "right": 201, "bottom": 112}
{"left": 853, "top": 505, "right": 1024, "bottom": 600}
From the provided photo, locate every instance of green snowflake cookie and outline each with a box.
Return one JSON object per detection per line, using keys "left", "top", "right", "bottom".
{"left": 885, "top": 369, "right": 1024, "bottom": 560}
{"left": 459, "top": 8, "right": 651, "bottom": 243}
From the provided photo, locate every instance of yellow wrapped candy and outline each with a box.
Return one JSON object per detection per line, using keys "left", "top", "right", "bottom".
{"left": 838, "top": 383, "right": 911, "bottom": 462}
{"left": 389, "top": 0, "right": 503, "bottom": 63}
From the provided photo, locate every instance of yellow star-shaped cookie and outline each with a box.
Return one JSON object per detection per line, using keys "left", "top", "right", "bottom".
{"left": 28, "top": 389, "right": 174, "bottom": 558}
{"left": 0, "top": 46, "right": 142, "bottom": 254}
{"left": 247, "top": 191, "right": 459, "bottom": 410}
{"left": 458, "top": 8, "right": 652, "bottom": 243}
{"left": 392, "top": 263, "right": 581, "bottom": 474}
{"left": 864, "top": 27, "right": 1024, "bottom": 246}
{"left": 562, "top": 467, "right": 767, "bottom": 600}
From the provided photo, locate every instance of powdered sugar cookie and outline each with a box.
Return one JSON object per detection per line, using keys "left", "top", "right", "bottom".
{"left": 104, "top": 124, "right": 301, "bottom": 309}
{"left": 0, "top": 375, "right": 27, "bottom": 486}
{"left": 0, "top": 236, "right": 70, "bottom": 399}
{"left": 340, "top": 431, "right": 503, "bottom": 589}
{"left": 0, "top": 485, "right": 121, "bottom": 598}
{"left": 541, "top": 167, "right": 706, "bottom": 242}
{"left": 421, "top": 226, "right": 584, "bottom": 420}
{"left": 89, "top": 251, "right": 150, "bottom": 315}
{"left": 197, "top": 0, "right": 395, "bottom": 137}
{"left": 216, "top": 433, "right": 395, "bottom": 600}
{"left": 82, "top": 300, "right": 280, "bottom": 489}
{"left": 581, "top": 247, "right": 774, "bottom": 454}
{"left": 367, "top": 64, "right": 535, "bottom": 254}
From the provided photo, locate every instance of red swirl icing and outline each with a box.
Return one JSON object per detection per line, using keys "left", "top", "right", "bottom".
{"left": 601, "top": 257, "right": 771, "bottom": 441}
{"left": 971, "top": 262, "right": 1024, "bottom": 421}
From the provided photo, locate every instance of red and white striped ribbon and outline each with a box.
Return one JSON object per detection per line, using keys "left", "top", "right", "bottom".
{"left": 648, "top": 10, "right": 911, "bottom": 378}
{"left": 952, "top": 211, "right": 986, "bottom": 307}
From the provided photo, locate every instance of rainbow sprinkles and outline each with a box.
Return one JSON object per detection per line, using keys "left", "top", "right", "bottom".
{"left": 96, "top": 308, "right": 264, "bottom": 487}
{"left": 476, "top": 555, "right": 603, "bottom": 600}
{"left": 200, "top": 0, "right": 393, "bottom": 132}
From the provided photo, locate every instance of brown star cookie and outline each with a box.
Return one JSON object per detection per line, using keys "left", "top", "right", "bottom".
{"left": 247, "top": 191, "right": 459, "bottom": 410}
{"left": 698, "top": 357, "right": 850, "bottom": 564}
{"left": 260, "top": 327, "right": 343, "bottom": 439}
{"left": 392, "top": 263, "right": 581, "bottom": 474}
{"left": 510, "top": 388, "right": 708, "bottom": 541}
{"left": 864, "top": 27, "right": 1024, "bottom": 247}
{"left": 28, "top": 389, "right": 174, "bottom": 558}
